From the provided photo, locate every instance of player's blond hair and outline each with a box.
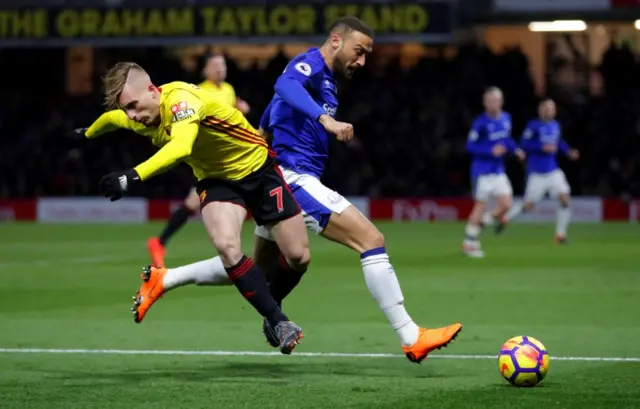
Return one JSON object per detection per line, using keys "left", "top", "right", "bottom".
{"left": 103, "top": 62, "right": 146, "bottom": 110}
{"left": 485, "top": 86, "right": 503, "bottom": 98}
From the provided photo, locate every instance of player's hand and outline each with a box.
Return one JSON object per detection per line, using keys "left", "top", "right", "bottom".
{"left": 567, "top": 149, "right": 580, "bottom": 160}
{"left": 542, "top": 144, "right": 557, "bottom": 153}
{"left": 99, "top": 169, "right": 141, "bottom": 202}
{"left": 492, "top": 144, "right": 507, "bottom": 157}
{"left": 236, "top": 98, "right": 250, "bottom": 115}
{"left": 73, "top": 128, "right": 87, "bottom": 138}
{"left": 66, "top": 127, "right": 88, "bottom": 142}
{"left": 515, "top": 148, "right": 526, "bottom": 161}
{"left": 258, "top": 127, "right": 272, "bottom": 143}
{"left": 319, "top": 114, "right": 354, "bottom": 141}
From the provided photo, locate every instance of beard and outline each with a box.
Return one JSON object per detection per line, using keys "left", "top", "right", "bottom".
{"left": 334, "top": 55, "right": 354, "bottom": 80}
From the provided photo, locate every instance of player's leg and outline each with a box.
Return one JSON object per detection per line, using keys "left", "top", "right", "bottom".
{"left": 253, "top": 229, "right": 283, "bottom": 285}
{"left": 321, "top": 203, "right": 461, "bottom": 362}
{"left": 253, "top": 226, "right": 301, "bottom": 306}
{"left": 504, "top": 173, "right": 543, "bottom": 225}
{"left": 200, "top": 197, "right": 302, "bottom": 354}
{"left": 483, "top": 174, "right": 513, "bottom": 235}
{"left": 131, "top": 230, "right": 282, "bottom": 325}
{"left": 463, "top": 176, "right": 489, "bottom": 257}
{"left": 253, "top": 228, "right": 288, "bottom": 348}
{"left": 275, "top": 172, "right": 461, "bottom": 362}
{"left": 249, "top": 165, "right": 311, "bottom": 352}
{"left": 147, "top": 188, "right": 200, "bottom": 266}
{"left": 552, "top": 170, "right": 572, "bottom": 244}
{"left": 131, "top": 257, "right": 231, "bottom": 323}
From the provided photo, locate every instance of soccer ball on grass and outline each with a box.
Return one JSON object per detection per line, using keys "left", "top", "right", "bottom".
{"left": 498, "top": 335, "right": 549, "bottom": 387}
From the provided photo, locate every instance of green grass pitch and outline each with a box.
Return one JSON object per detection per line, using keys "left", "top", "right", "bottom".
{"left": 0, "top": 222, "right": 639, "bottom": 408}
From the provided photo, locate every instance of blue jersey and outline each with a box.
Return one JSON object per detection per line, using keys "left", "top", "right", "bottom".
{"left": 267, "top": 48, "right": 338, "bottom": 178}
{"left": 466, "top": 112, "right": 518, "bottom": 178}
{"left": 520, "top": 119, "right": 570, "bottom": 174}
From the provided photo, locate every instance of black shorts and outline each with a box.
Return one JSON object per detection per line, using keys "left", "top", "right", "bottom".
{"left": 196, "top": 157, "right": 300, "bottom": 226}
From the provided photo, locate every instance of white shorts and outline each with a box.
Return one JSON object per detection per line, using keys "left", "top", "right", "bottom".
{"left": 473, "top": 173, "right": 513, "bottom": 202}
{"left": 524, "top": 169, "right": 570, "bottom": 203}
{"left": 254, "top": 167, "right": 352, "bottom": 241}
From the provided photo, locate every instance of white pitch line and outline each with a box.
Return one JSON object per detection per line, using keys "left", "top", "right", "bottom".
{"left": 0, "top": 348, "right": 639, "bottom": 362}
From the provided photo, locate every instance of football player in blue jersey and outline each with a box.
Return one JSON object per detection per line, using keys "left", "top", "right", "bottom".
{"left": 500, "top": 99, "right": 579, "bottom": 243}
{"left": 463, "top": 87, "right": 525, "bottom": 258}
{"left": 254, "top": 16, "right": 462, "bottom": 363}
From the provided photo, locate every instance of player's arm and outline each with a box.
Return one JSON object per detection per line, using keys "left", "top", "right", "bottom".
{"left": 258, "top": 101, "right": 273, "bottom": 143}
{"left": 558, "top": 135, "right": 571, "bottom": 155}
{"left": 504, "top": 129, "right": 523, "bottom": 157}
{"left": 80, "top": 110, "right": 134, "bottom": 139}
{"left": 274, "top": 61, "right": 326, "bottom": 121}
{"left": 465, "top": 122, "right": 494, "bottom": 157}
{"left": 519, "top": 122, "right": 542, "bottom": 152}
{"left": 558, "top": 132, "right": 579, "bottom": 160}
{"left": 134, "top": 94, "right": 203, "bottom": 181}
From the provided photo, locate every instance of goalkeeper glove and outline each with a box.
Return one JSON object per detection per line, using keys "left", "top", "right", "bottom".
{"left": 99, "top": 169, "right": 141, "bottom": 202}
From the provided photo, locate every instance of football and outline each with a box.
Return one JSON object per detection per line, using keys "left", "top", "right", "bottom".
{"left": 498, "top": 335, "right": 550, "bottom": 387}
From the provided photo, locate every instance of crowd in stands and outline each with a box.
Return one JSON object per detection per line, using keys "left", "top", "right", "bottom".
{"left": 0, "top": 42, "right": 638, "bottom": 199}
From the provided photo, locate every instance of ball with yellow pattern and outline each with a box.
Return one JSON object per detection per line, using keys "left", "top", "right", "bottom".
{"left": 498, "top": 335, "right": 550, "bottom": 387}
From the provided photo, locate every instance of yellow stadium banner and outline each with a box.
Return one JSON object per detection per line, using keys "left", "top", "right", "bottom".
{"left": 0, "top": 3, "right": 452, "bottom": 46}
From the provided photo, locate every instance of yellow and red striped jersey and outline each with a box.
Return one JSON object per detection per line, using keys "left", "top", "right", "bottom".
{"left": 86, "top": 81, "right": 267, "bottom": 181}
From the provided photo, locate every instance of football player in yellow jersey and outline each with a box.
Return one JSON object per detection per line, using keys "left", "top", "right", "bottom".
{"left": 81, "top": 62, "right": 307, "bottom": 354}
{"left": 146, "top": 53, "right": 251, "bottom": 267}
{"left": 199, "top": 53, "right": 251, "bottom": 114}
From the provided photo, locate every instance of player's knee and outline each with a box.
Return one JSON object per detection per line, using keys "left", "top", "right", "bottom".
{"left": 213, "top": 237, "right": 243, "bottom": 266}
{"left": 284, "top": 245, "right": 311, "bottom": 272}
{"left": 497, "top": 196, "right": 512, "bottom": 210}
{"left": 184, "top": 195, "right": 200, "bottom": 212}
{"left": 361, "top": 228, "right": 385, "bottom": 251}
{"left": 559, "top": 194, "right": 571, "bottom": 208}
{"left": 523, "top": 202, "right": 535, "bottom": 212}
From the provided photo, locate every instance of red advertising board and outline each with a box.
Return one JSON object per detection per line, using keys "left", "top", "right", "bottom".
{"left": 0, "top": 197, "right": 635, "bottom": 223}
{"left": 0, "top": 199, "right": 37, "bottom": 221}
{"left": 610, "top": 0, "right": 640, "bottom": 6}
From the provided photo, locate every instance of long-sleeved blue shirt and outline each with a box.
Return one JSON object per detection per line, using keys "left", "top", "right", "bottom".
{"left": 520, "top": 119, "right": 570, "bottom": 174}
{"left": 266, "top": 47, "right": 339, "bottom": 178}
{"left": 466, "top": 112, "right": 517, "bottom": 178}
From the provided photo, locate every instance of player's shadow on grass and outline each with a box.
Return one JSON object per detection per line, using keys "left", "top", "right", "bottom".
{"left": 49, "top": 360, "right": 447, "bottom": 385}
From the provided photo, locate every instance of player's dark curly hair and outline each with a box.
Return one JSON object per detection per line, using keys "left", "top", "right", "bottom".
{"left": 329, "top": 16, "right": 374, "bottom": 38}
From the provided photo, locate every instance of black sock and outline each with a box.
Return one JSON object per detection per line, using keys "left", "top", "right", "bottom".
{"left": 159, "top": 205, "right": 193, "bottom": 246}
{"left": 226, "top": 255, "right": 288, "bottom": 326}
{"left": 269, "top": 255, "right": 306, "bottom": 307}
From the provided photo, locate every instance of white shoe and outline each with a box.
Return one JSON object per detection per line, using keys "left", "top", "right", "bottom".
{"left": 462, "top": 242, "right": 485, "bottom": 258}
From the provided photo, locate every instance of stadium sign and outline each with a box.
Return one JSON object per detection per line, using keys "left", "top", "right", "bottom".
{"left": 0, "top": 2, "right": 452, "bottom": 47}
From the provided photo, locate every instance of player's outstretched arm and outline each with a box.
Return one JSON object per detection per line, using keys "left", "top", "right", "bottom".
{"left": 85, "top": 110, "right": 134, "bottom": 139}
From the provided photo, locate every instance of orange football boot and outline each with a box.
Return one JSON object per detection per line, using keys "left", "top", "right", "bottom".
{"left": 147, "top": 237, "right": 166, "bottom": 267}
{"left": 402, "top": 323, "right": 463, "bottom": 364}
{"left": 555, "top": 234, "right": 568, "bottom": 245}
{"left": 131, "top": 265, "right": 167, "bottom": 323}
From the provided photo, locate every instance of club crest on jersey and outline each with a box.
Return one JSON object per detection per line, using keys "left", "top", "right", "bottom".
{"left": 170, "top": 101, "right": 195, "bottom": 123}
{"left": 295, "top": 62, "right": 312, "bottom": 76}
